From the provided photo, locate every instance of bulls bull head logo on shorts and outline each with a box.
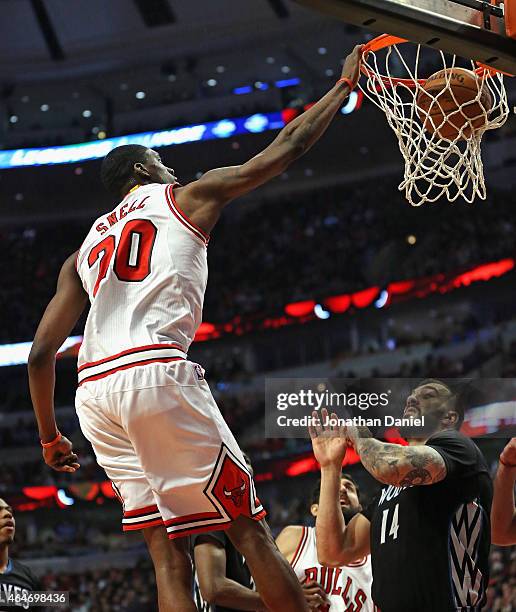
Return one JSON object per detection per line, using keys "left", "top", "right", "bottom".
{"left": 223, "top": 480, "right": 246, "bottom": 507}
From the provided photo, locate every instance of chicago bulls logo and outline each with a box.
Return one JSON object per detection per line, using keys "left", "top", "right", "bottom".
{"left": 208, "top": 445, "right": 265, "bottom": 521}
{"left": 223, "top": 480, "right": 246, "bottom": 507}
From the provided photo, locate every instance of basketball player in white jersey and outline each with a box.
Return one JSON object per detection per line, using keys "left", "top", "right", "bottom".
{"left": 276, "top": 474, "right": 374, "bottom": 612}
{"left": 28, "top": 45, "right": 363, "bottom": 612}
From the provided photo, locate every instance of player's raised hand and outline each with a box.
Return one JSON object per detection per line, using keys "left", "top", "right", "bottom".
{"left": 340, "top": 44, "right": 365, "bottom": 89}
{"left": 301, "top": 579, "right": 329, "bottom": 610}
{"left": 43, "top": 435, "right": 80, "bottom": 472}
{"left": 309, "top": 408, "right": 348, "bottom": 468}
{"left": 500, "top": 437, "right": 516, "bottom": 468}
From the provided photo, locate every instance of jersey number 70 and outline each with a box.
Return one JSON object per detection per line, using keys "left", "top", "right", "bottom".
{"left": 88, "top": 219, "right": 157, "bottom": 296}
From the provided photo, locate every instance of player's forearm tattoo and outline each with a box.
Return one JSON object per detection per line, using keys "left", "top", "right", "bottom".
{"left": 354, "top": 438, "right": 446, "bottom": 486}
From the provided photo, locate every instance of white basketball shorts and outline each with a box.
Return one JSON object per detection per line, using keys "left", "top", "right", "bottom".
{"left": 75, "top": 360, "right": 265, "bottom": 539}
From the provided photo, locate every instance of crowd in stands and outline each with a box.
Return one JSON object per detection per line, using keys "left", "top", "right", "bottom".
{"left": 1, "top": 179, "right": 514, "bottom": 343}
{"left": 41, "top": 562, "right": 158, "bottom": 612}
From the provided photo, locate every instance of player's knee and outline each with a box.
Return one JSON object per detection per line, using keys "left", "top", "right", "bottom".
{"left": 144, "top": 527, "right": 191, "bottom": 571}
{"left": 227, "top": 517, "right": 275, "bottom": 554}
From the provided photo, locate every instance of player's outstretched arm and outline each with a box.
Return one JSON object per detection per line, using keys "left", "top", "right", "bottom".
{"left": 194, "top": 536, "right": 267, "bottom": 611}
{"left": 175, "top": 45, "right": 364, "bottom": 233}
{"left": 491, "top": 438, "right": 516, "bottom": 546}
{"left": 28, "top": 252, "right": 88, "bottom": 472}
{"left": 309, "top": 410, "right": 371, "bottom": 566}
{"left": 340, "top": 418, "right": 447, "bottom": 487}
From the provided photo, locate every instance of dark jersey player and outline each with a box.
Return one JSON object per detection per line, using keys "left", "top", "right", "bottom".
{"left": 310, "top": 379, "right": 492, "bottom": 612}
{"left": 0, "top": 499, "right": 43, "bottom": 612}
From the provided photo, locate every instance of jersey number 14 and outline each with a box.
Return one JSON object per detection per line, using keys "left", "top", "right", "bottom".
{"left": 380, "top": 503, "right": 399, "bottom": 544}
{"left": 88, "top": 219, "right": 157, "bottom": 296}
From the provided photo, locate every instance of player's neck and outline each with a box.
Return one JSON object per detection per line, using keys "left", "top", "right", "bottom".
{"left": 0, "top": 545, "right": 8, "bottom": 572}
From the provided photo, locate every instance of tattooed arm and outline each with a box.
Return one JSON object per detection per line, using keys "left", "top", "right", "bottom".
{"left": 354, "top": 434, "right": 447, "bottom": 487}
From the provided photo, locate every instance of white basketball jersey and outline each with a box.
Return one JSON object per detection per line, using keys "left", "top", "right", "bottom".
{"left": 75, "top": 183, "right": 209, "bottom": 385}
{"left": 292, "top": 526, "right": 376, "bottom": 612}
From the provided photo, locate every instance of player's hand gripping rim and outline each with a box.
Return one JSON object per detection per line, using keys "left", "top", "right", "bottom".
{"left": 340, "top": 44, "right": 366, "bottom": 90}
{"left": 42, "top": 435, "right": 80, "bottom": 472}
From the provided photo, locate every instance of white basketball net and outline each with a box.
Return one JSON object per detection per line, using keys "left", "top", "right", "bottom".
{"left": 358, "top": 40, "right": 509, "bottom": 206}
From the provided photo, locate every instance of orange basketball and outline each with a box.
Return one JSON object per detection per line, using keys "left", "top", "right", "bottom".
{"left": 416, "top": 68, "right": 493, "bottom": 141}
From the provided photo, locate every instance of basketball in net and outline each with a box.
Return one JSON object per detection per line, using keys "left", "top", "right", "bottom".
{"left": 416, "top": 68, "right": 493, "bottom": 140}
{"left": 358, "top": 35, "right": 510, "bottom": 206}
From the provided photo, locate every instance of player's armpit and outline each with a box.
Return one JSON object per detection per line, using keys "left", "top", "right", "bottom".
{"left": 275, "top": 525, "right": 305, "bottom": 563}
{"left": 356, "top": 439, "right": 448, "bottom": 487}
{"left": 317, "top": 513, "right": 371, "bottom": 567}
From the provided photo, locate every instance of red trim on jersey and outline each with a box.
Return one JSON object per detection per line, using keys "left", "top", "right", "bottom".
{"left": 78, "top": 356, "right": 184, "bottom": 386}
{"left": 166, "top": 508, "right": 266, "bottom": 540}
{"left": 291, "top": 526, "right": 308, "bottom": 569}
{"left": 165, "top": 184, "right": 210, "bottom": 245}
{"left": 123, "top": 518, "right": 164, "bottom": 531}
{"left": 164, "top": 511, "right": 222, "bottom": 526}
{"left": 167, "top": 521, "right": 231, "bottom": 540}
{"left": 124, "top": 504, "right": 160, "bottom": 518}
{"left": 78, "top": 343, "right": 184, "bottom": 373}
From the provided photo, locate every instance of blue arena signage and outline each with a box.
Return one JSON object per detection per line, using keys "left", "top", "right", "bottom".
{"left": 0, "top": 112, "right": 285, "bottom": 169}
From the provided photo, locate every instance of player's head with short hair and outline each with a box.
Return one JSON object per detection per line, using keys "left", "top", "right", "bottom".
{"left": 402, "top": 379, "right": 465, "bottom": 438}
{"left": 100, "top": 145, "right": 177, "bottom": 197}
{"left": 0, "top": 498, "right": 15, "bottom": 546}
{"left": 309, "top": 473, "right": 362, "bottom": 522}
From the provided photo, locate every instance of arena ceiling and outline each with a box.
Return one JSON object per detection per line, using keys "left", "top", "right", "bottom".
{"left": 0, "top": 0, "right": 349, "bottom": 81}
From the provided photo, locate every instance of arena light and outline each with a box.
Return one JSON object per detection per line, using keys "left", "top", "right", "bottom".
{"left": 233, "top": 85, "right": 253, "bottom": 95}
{"left": 314, "top": 303, "right": 330, "bottom": 319}
{"left": 374, "top": 289, "right": 389, "bottom": 308}
{"left": 387, "top": 280, "right": 415, "bottom": 295}
{"left": 0, "top": 112, "right": 285, "bottom": 169}
{"left": 57, "top": 489, "right": 75, "bottom": 506}
{"left": 324, "top": 294, "right": 351, "bottom": 313}
{"left": 275, "top": 78, "right": 301, "bottom": 88}
{"left": 351, "top": 287, "right": 379, "bottom": 309}
{"left": 285, "top": 456, "right": 319, "bottom": 476}
{"left": 212, "top": 120, "right": 237, "bottom": 138}
{"left": 22, "top": 486, "right": 57, "bottom": 500}
{"left": 0, "top": 95, "right": 362, "bottom": 170}
{"left": 0, "top": 335, "right": 82, "bottom": 367}
{"left": 243, "top": 114, "right": 269, "bottom": 133}
{"left": 340, "top": 91, "right": 361, "bottom": 115}
{"left": 285, "top": 300, "right": 316, "bottom": 317}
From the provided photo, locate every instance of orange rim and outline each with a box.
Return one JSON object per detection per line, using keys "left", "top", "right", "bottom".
{"left": 361, "top": 33, "right": 507, "bottom": 87}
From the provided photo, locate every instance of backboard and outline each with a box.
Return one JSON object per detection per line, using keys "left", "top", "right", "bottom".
{"left": 294, "top": 0, "right": 516, "bottom": 74}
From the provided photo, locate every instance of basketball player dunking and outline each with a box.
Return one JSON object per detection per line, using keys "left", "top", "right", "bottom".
{"left": 276, "top": 474, "right": 375, "bottom": 612}
{"left": 309, "top": 380, "right": 493, "bottom": 612}
{"left": 28, "top": 45, "right": 364, "bottom": 612}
